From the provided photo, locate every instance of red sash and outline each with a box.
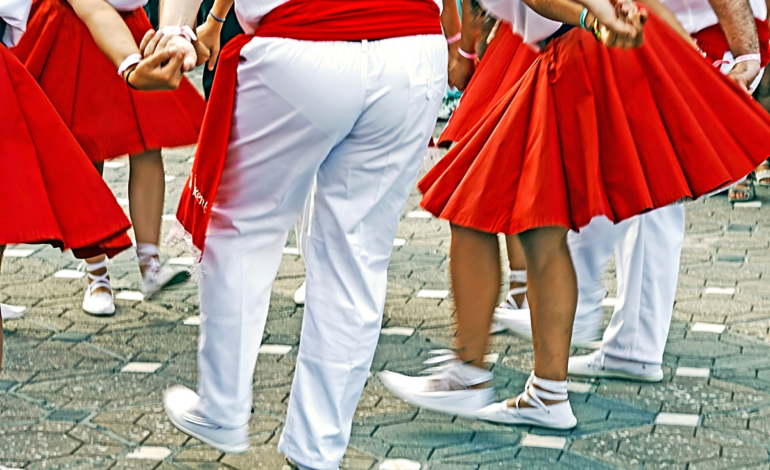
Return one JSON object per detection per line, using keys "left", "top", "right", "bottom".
{"left": 693, "top": 18, "right": 770, "bottom": 67}
{"left": 175, "top": 0, "right": 442, "bottom": 252}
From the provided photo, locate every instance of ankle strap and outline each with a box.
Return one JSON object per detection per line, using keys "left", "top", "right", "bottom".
{"left": 85, "top": 259, "right": 107, "bottom": 271}
{"left": 515, "top": 373, "right": 568, "bottom": 413}
{"left": 81, "top": 261, "right": 112, "bottom": 294}
{"left": 509, "top": 269, "right": 527, "bottom": 283}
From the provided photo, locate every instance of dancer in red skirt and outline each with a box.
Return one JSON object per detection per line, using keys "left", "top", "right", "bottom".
{"left": 11, "top": 0, "right": 206, "bottom": 316}
{"left": 0, "top": 0, "right": 133, "bottom": 383}
{"left": 381, "top": 0, "right": 770, "bottom": 429}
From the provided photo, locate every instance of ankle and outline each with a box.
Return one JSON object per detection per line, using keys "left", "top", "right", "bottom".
{"left": 136, "top": 243, "right": 161, "bottom": 276}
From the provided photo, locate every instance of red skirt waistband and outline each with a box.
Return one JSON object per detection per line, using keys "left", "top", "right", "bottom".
{"left": 255, "top": 0, "right": 442, "bottom": 41}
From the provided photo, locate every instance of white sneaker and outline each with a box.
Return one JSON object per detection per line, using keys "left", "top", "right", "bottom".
{"left": 142, "top": 265, "right": 188, "bottom": 297}
{"left": 493, "top": 308, "right": 600, "bottom": 347}
{"left": 476, "top": 373, "right": 577, "bottom": 429}
{"left": 0, "top": 304, "right": 26, "bottom": 321}
{"left": 294, "top": 281, "right": 306, "bottom": 306}
{"left": 379, "top": 352, "right": 494, "bottom": 418}
{"left": 82, "top": 260, "right": 115, "bottom": 316}
{"left": 163, "top": 385, "right": 249, "bottom": 454}
{"left": 568, "top": 351, "right": 663, "bottom": 382}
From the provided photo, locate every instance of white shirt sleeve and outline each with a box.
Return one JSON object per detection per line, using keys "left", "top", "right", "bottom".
{"left": 0, "top": 0, "right": 32, "bottom": 46}
{"left": 479, "top": 0, "right": 562, "bottom": 48}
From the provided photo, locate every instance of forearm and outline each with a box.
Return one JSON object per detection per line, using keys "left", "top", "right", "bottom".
{"left": 208, "top": 0, "right": 233, "bottom": 21}
{"left": 442, "top": 0, "right": 462, "bottom": 38}
{"left": 459, "top": 0, "right": 483, "bottom": 52}
{"left": 159, "top": 0, "right": 200, "bottom": 28}
{"left": 521, "top": 0, "right": 585, "bottom": 26}
{"left": 68, "top": 0, "right": 139, "bottom": 67}
{"left": 636, "top": 0, "right": 693, "bottom": 43}
{"left": 708, "top": 0, "right": 759, "bottom": 56}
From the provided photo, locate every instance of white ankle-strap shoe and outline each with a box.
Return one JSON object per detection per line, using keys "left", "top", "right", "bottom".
{"left": 141, "top": 264, "right": 188, "bottom": 297}
{"left": 379, "top": 351, "right": 494, "bottom": 418}
{"left": 294, "top": 281, "right": 306, "bottom": 306}
{"left": 164, "top": 385, "right": 249, "bottom": 454}
{"left": 82, "top": 260, "right": 115, "bottom": 316}
{"left": 476, "top": 373, "right": 577, "bottom": 429}
{"left": 568, "top": 350, "right": 663, "bottom": 382}
{"left": 0, "top": 304, "right": 25, "bottom": 320}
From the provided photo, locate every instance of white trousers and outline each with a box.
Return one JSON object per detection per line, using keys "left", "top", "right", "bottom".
{"left": 568, "top": 205, "right": 685, "bottom": 364}
{"left": 197, "top": 35, "right": 446, "bottom": 470}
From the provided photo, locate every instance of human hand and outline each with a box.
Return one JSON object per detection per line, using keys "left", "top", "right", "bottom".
{"left": 727, "top": 60, "right": 761, "bottom": 93}
{"left": 448, "top": 46, "right": 477, "bottom": 90}
{"left": 196, "top": 17, "right": 222, "bottom": 70}
{"left": 124, "top": 48, "right": 186, "bottom": 90}
{"left": 598, "top": 1, "right": 647, "bottom": 49}
{"left": 139, "top": 29, "right": 198, "bottom": 71}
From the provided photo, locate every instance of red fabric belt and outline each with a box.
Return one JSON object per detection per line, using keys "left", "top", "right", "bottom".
{"left": 176, "top": 0, "right": 442, "bottom": 252}
{"left": 693, "top": 18, "right": 770, "bottom": 67}
{"left": 256, "top": 0, "right": 442, "bottom": 41}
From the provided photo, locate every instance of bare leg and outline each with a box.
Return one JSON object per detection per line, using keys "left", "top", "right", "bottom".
{"left": 129, "top": 150, "right": 165, "bottom": 276}
{"left": 452, "top": 224, "right": 500, "bottom": 369}
{"left": 85, "top": 162, "right": 110, "bottom": 294}
{"left": 504, "top": 234, "right": 527, "bottom": 306}
{"left": 517, "top": 226, "right": 576, "bottom": 382}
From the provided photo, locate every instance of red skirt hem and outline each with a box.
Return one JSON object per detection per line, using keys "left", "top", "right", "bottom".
{"left": 0, "top": 46, "right": 132, "bottom": 258}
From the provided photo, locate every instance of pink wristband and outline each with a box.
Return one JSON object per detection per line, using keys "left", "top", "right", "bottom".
{"left": 735, "top": 53, "right": 761, "bottom": 64}
{"left": 159, "top": 25, "right": 198, "bottom": 43}
{"left": 117, "top": 53, "right": 142, "bottom": 77}
{"left": 458, "top": 48, "right": 477, "bottom": 60}
{"left": 446, "top": 32, "right": 462, "bottom": 45}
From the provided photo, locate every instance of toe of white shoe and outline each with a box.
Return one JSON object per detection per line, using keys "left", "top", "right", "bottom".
{"left": 294, "top": 281, "right": 306, "bottom": 305}
{"left": 83, "top": 293, "right": 115, "bottom": 316}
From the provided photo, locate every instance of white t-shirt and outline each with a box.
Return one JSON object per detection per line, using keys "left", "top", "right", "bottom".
{"left": 0, "top": 0, "right": 31, "bottom": 46}
{"left": 480, "top": 0, "right": 562, "bottom": 48}
{"left": 107, "top": 0, "right": 148, "bottom": 12}
{"left": 234, "top": 0, "right": 443, "bottom": 35}
{"left": 664, "top": 0, "right": 766, "bottom": 34}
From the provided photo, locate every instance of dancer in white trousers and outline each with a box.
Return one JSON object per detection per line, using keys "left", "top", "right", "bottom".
{"left": 136, "top": 0, "right": 446, "bottom": 467}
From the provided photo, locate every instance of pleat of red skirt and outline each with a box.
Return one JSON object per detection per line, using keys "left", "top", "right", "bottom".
{"left": 11, "top": 0, "right": 206, "bottom": 162}
{"left": 438, "top": 24, "right": 540, "bottom": 145}
{"left": 0, "top": 47, "right": 132, "bottom": 258}
{"left": 419, "top": 13, "right": 770, "bottom": 235}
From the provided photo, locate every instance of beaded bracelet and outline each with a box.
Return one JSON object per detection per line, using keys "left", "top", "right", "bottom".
{"left": 579, "top": 8, "right": 590, "bottom": 30}
{"left": 591, "top": 17, "right": 602, "bottom": 42}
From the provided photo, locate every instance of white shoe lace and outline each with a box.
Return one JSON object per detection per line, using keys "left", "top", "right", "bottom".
{"left": 500, "top": 269, "right": 527, "bottom": 310}
{"left": 419, "top": 350, "right": 491, "bottom": 392}
{"left": 509, "top": 373, "right": 568, "bottom": 415}
{"left": 80, "top": 259, "right": 112, "bottom": 297}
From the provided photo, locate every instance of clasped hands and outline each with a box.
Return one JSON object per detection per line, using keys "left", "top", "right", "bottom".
{"left": 590, "top": 0, "right": 647, "bottom": 49}
{"left": 122, "top": 26, "right": 213, "bottom": 91}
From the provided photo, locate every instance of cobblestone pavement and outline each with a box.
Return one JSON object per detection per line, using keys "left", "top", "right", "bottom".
{"left": 7, "top": 80, "right": 770, "bottom": 469}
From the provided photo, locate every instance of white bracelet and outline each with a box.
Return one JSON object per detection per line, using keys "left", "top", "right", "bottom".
{"left": 117, "top": 53, "right": 142, "bottom": 77}
{"left": 159, "top": 25, "right": 198, "bottom": 43}
{"left": 735, "top": 53, "right": 761, "bottom": 64}
{"left": 458, "top": 48, "right": 477, "bottom": 60}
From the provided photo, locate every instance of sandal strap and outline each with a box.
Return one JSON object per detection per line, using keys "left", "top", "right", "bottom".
{"left": 509, "top": 269, "right": 527, "bottom": 283}
{"left": 82, "top": 261, "right": 112, "bottom": 295}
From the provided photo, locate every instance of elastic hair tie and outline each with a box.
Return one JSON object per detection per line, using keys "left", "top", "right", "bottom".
{"left": 209, "top": 11, "right": 226, "bottom": 23}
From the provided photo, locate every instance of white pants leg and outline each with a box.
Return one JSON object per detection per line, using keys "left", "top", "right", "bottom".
{"left": 568, "top": 216, "right": 630, "bottom": 338}
{"left": 278, "top": 37, "right": 447, "bottom": 470}
{"left": 600, "top": 205, "right": 685, "bottom": 364}
{"left": 196, "top": 34, "right": 446, "bottom": 470}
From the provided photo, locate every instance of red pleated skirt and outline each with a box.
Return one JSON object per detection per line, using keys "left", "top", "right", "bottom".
{"left": 0, "top": 46, "right": 132, "bottom": 258}
{"left": 419, "top": 13, "right": 770, "bottom": 235}
{"left": 438, "top": 24, "right": 540, "bottom": 145}
{"left": 11, "top": 0, "right": 206, "bottom": 162}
